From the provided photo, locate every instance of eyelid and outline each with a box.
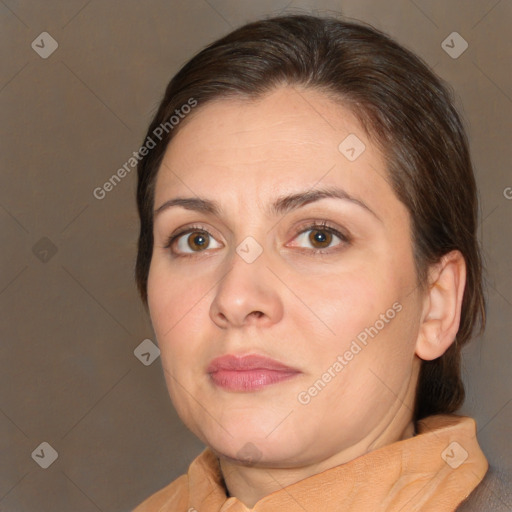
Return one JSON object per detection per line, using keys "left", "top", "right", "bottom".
{"left": 286, "top": 220, "right": 350, "bottom": 253}
{"left": 291, "top": 219, "right": 350, "bottom": 241}
{"left": 163, "top": 223, "right": 219, "bottom": 250}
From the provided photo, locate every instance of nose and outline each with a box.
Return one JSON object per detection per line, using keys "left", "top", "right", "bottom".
{"left": 209, "top": 248, "right": 284, "bottom": 329}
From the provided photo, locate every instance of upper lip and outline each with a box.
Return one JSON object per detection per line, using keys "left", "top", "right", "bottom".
{"left": 207, "top": 354, "right": 300, "bottom": 373}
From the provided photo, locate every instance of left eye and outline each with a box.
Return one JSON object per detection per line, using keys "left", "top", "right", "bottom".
{"left": 292, "top": 225, "right": 348, "bottom": 251}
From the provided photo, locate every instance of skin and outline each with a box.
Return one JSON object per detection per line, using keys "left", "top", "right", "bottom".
{"left": 147, "top": 86, "right": 466, "bottom": 507}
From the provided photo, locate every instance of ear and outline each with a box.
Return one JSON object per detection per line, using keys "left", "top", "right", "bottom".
{"left": 415, "top": 250, "right": 466, "bottom": 361}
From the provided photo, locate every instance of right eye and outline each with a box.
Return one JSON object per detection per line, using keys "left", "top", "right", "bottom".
{"left": 165, "top": 226, "right": 223, "bottom": 257}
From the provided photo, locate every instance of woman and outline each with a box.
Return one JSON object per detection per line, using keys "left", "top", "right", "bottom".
{"left": 132, "top": 14, "right": 493, "bottom": 511}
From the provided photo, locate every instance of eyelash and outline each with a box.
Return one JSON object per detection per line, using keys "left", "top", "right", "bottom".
{"left": 163, "top": 221, "right": 351, "bottom": 258}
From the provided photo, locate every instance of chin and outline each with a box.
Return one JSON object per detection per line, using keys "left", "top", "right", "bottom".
{"left": 197, "top": 419, "right": 306, "bottom": 467}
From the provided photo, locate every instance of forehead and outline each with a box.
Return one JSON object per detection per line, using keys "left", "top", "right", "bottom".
{"left": 161, "top": 87, "right": 363, "bottom": 166}
{"left": 153, "top": 87, "right": 398, "bottom": 219}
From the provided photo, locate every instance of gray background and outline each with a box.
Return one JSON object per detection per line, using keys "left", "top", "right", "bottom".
{"left": 1, "top": 1, "right": 510, "bottom": 511}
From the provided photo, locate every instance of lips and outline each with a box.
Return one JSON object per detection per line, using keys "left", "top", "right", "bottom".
{"left": 207, "top": 354, "right": 301, "bottom": 392}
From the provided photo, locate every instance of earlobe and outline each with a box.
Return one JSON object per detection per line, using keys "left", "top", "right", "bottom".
{"left": 415, "top": 250, "right": 467, "bottom": 361}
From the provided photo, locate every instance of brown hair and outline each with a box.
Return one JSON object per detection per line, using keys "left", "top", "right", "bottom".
{"left": 135, "top": 14, "right": 485, "bottom": 422}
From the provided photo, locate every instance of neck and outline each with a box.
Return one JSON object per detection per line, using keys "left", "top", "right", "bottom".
{"left": 218, "top": 366, "right": 419, "bottom": 507}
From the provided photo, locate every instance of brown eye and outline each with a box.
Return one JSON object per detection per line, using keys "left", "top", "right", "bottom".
{"left": 169, "top": 228, "right": 222, "bottom": 256}
{"left": 308, "top": 229, "right": 333, "bottom": 249}
{"left": 186, "top": 232, "right": 209, "bottom": 251}
{"left": 291, "top": 223, "right": 349, "bottom": 253}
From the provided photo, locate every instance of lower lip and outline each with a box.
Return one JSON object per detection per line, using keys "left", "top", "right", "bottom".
{"left": 209, "top": 369, "right": 299, "bottom": 391}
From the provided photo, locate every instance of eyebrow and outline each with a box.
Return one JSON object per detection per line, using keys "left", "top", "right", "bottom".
{"left": 153, "top": 186, "right": 380, "bottom": 221}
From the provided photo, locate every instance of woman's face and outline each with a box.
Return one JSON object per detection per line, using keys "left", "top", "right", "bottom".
{"left": 148, "top": 86, "right": 425, "bottom": 467}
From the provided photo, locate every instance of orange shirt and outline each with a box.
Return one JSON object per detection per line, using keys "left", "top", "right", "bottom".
{"left": 133, "top": 414, "right": 488, "bottom": 511}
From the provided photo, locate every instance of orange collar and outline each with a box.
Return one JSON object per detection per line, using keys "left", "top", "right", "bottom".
{"left": 186, "top": 414, "right": 488, "bottom": 511}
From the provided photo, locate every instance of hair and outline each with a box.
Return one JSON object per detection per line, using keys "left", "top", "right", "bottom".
{"left": 135, "top": 14, "right": 485, "bottom": 422}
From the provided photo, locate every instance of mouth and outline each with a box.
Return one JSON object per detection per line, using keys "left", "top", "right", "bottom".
{"left": 207, "top": 354, "right": 301, "bottom": 392}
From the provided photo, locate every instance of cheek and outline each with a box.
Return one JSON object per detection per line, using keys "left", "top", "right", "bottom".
{"left": 148, "top": 259, "right": 206, "bottom": 336}
{"left": 147, "top": 261, "right": 213, "bottom": 387}
{"left": 305, "top": 299, "right": 418, "bottom": 426}
{"left": 300, "top": 252, "right": 417, "bottom": 382}
{"left": 308, "top": 266, "right": 396, "bottom": 344}
{"left": 147, "top": 264, "right": 208, "bottom": 406}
